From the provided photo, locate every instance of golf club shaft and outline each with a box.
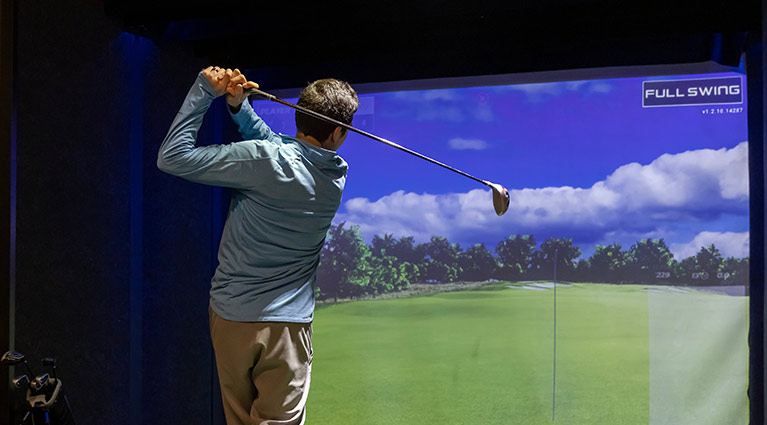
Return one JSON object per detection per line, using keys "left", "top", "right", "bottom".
{"left": 248, "top": 88, "right": 492, "bottom": 188}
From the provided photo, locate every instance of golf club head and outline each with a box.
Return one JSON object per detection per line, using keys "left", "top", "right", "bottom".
{"left": 42, "top": 357, "right": 58, "bottom": 381}
{"left": 12, "top": 374, "right": 29, "bottom": 389}
{"left": 31, "top": 373, "right": 49, "bottom": 391}
{"left": 1, "top": 350, "right": 25, "bottom": 366}
{"left": 487, "top": 182, "right": 510, "bottom": 216}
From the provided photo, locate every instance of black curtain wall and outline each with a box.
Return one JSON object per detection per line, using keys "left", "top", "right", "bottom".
{"left": 8, "top": 0, "right": 233, "bottom": 423}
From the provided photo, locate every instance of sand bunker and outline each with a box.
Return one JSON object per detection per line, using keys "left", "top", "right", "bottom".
{"left": 507, "top": 282, "right": 573, "bottom": 291}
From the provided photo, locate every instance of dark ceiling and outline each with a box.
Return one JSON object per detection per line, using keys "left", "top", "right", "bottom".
{"left": 103, "top": 0, "right": 762, "bottom": 88}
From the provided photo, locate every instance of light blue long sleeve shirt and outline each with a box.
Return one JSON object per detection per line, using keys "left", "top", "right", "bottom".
{"left": 158, "top": 73, "right": 347, "bottom": 323}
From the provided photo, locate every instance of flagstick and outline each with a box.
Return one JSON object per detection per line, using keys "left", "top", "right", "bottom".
{"left": 553, "top": 249, "right": 558, "bottom": 422}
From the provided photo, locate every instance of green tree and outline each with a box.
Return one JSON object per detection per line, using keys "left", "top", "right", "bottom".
{"left": 399, "top": 261, "right": 420, "bottom": 285}
{"left": 676, "top": 256, "right": 698, "bottom": 283}
{"left": 589, "top": 243, "right": 627, "bottom": 283}
{"left": 367, "top": 234, "right": 429, "bottom": 283}
{"left": 530, "top": 237, "right": 581, "bottom": 280}
{"left": 425, "top": 236, "right": 462, "bottom": 283}
{"left": 427, "top": 236, "right": 461, "bottom": 265}
{"left": 495, "top": 235, "right": 536, "bottom": 281}
{"left": 367, "top": 255, "right": 410, "bottom": 294}
{"left": 719, "top": 257, "right": 745, "bottom": 284}
{"left": 389, "top": 236, "right": 427, "bottom": 265}
{"left": 732, "top": 257, "right": 749, "bottom": 286}
{"left": 626, "top": 239, "right": 675, "bottom": 284}
{"left": 424, "top": 261, "right": 459, "bottom": 283}
{"left": 371, "top": 233, "right": 396, "bottom": 258}
{"left": 316, "top": 222, "right": 371, "bottom": 301}
{"left": 573, "top": 259, "right": 591, "bottom": 282}
{"left": 458, "top": 243, "right": 497, "bottom": 282}
{"left": 695, "top": 244, "right": 723, "bottom": 285}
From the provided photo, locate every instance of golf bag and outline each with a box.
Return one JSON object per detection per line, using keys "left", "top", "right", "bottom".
{"left": 19, "top": 378, "right": 76, "bottom": 425}
{"left": 2, "top": 350, "right": 76, "bottom": 425}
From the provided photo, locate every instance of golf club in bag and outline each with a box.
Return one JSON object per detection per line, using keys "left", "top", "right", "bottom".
{"left": 244, "top": 87, "right": 512, "bottom": 216}
{"left": 2, "top": 350, "right": 76, "bottom": 425}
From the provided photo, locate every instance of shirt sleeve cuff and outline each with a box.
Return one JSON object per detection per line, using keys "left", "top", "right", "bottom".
{"left": 228, "top": 99, "right": 254, "bottom": 119}
{"left": 196, "top": 72, "right": 218, "bottom": 98}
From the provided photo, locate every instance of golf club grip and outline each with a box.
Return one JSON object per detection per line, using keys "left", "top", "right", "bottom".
{"left": 246, "top": 88, "right": 491, "bottom": 188}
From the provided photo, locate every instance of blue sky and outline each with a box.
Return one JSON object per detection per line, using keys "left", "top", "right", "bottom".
{"left": 252, "top": 72, "right": 749, "bottom": 260}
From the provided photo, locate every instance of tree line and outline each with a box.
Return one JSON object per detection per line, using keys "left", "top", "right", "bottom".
{"left": 315, "top": 222, "right": 750, "bottom": 301}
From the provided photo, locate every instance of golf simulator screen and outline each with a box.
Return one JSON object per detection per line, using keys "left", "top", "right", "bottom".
{"left": 252, "top": 67, "right": 749, "bottom": 424}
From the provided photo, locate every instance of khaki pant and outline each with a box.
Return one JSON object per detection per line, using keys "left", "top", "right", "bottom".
{"left": 209, "top": 307, "right": 313, "bottom": 425}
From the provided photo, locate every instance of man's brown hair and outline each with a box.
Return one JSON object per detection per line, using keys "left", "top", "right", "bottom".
{"left": 296, "top": 78, "right": 359, "bottom": 144}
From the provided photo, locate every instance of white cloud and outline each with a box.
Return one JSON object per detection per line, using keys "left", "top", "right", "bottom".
{"left": 494, "top": 80, "right": 614, "bottom": 102}
{"left": 589, "top": 82, "right": 612, "bottom": 93}
{"left": 604, "top": 142, "right": 749, "bottom": 212}
{"left": 565, "top": 81, "right": 589, "bottom": 90}
{"left": 392, "top": 90, "right": 457, "bottom": 102}
{"left": 336, "top": 143, "right": 749, "bottom": 249}
{"left": 448, "top": 138, "right": 489, "bottom": 150}
{"left": 670, "top": 231, "right": 750, "bottom": 259}
{"left": 386, "top": 90, "right": 466, "bottom": 122}
{"left": 414, "top": 106, "right": 464, "bottom": 122}
{"left": 473, "top": 105, "right": 494, "bottom": 122}
{"left": 388, "top": 89, "right": 496, "bottom": 122}
{"left": 508, "top": 83, "right": 564, "bottom": 101}
{"left": 423, "top": 91, "right": 457, "bottom": 101}
{"left": 339, "top": 190, "right": 492, "bottom": 244}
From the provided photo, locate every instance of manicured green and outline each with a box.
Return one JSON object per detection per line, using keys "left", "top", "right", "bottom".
{"left": 307, "top": 283, "right": 748, "bottom": 424}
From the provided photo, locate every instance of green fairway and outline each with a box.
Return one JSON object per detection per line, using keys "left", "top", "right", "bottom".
{"left": 307, "top": 283, "right": 748, "bottom": 425}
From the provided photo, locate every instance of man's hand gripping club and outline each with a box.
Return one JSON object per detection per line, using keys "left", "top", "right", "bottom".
{"left": 202, "top": 66, "right": 259, "bottom": 113}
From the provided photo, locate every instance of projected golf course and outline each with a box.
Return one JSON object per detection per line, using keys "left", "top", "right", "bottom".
{"left": 252, "top": 71, "right": 750, "bottom": 423}
{"left": 307, "top": 282, "right": 748, "bottom": 425}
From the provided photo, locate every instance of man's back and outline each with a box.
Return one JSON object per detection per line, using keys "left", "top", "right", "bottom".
{"left": 210, "top": 132, "right": 347, "bottom": 323}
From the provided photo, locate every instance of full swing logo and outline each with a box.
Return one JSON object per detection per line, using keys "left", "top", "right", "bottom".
{"left": 642, "top": 76, "right": 743, "bottom": 107}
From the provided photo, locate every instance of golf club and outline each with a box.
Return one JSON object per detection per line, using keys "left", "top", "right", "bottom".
{"left": 42, "top": 358, "right": 58, "bottom": 382}
{"left": 31, "top": 373, "right": 50, "bottom": 393}
{"left": 2, "top": 350, "right": 36, "bottom": 378}
{"left": 244, "top": 87, "right": 511, "bottom": 216}
{"left": 13, "top": 375, "right": 29, "bottom": 390}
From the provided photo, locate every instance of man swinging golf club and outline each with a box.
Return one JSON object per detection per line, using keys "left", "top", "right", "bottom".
{"left": 159, "top": 66, "right": 359, "bottom": 425}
